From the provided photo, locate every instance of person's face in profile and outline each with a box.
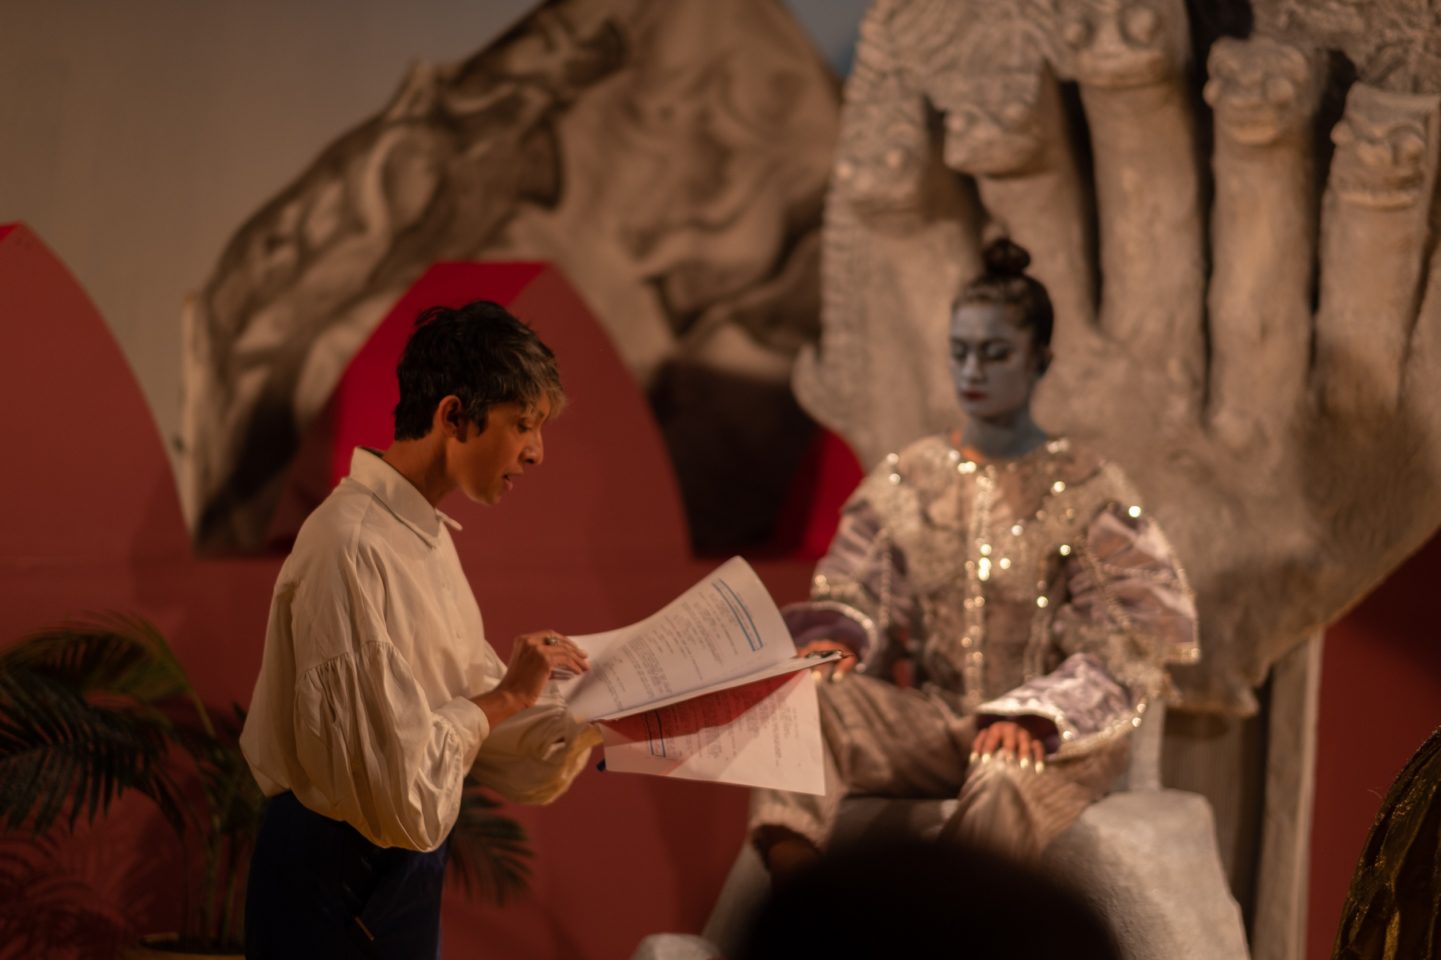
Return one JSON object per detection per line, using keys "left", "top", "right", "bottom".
{"left": 447, "top": 397, "right": 551, "bottom": 506}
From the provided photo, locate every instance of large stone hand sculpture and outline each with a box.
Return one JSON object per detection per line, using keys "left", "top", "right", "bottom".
{"left": 799, "top": 0, "right": 1441, "bottom": 711}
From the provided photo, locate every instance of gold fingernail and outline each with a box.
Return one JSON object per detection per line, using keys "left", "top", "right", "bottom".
{"left": 1020, "top": 756, "right": 1031, "bottom": 770}
{"left": 1036, "top": 760, "right": 1046, "bottom": 774}
{"left": 981, "top": 752, "right": 991, "bottom": 764}
{"left": 968, "top": 751, "right": 979, "bottom": 765}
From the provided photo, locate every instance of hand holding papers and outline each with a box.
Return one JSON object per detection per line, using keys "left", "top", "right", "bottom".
{"left": 555, "top": 557, "right": 836, "bottom": 795}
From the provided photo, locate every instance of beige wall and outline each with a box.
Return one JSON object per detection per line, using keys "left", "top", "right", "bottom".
{"left": 0, "top": 0, "right": 862, "bottom": 478}
{"left": 0, "top": 0, "right": 537, "bottom": 460}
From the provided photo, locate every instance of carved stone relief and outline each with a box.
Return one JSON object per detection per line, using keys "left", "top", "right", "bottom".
{"left": 1268, "top": 0, "right": 1441, "bottom": 92}
{"left": 1316, "top": 84, "right": 1441, "bottom": 418}
{"left": 1059, "top": 0, "right": 1190, "bottom": 89}
{"left": 1204, "top": 35, "right": 1322, "bottom": 450}
{"left": 802, "top": 0, "right": 1441, "bottom": 713}
{"left": 179, "top": 0, "right": 838, "bottom": 553}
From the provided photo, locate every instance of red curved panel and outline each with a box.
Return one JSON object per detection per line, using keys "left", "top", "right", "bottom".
{"left": 316, "top": 261, "right": 699, "bottom": 634}
{"left": 13, "top": 218, "right": 1436, "bottom": 960}
{"left": 0, "top": 224, "right": 188, "bottom": 564}
{"left": 0, "top": 224, "right": 193, "bottom": 644}
{"left": 0, "top": 234, "right": 754, "bottom": 958}
{"left": 311, "top": 261, "right": 752, "bottom": 959}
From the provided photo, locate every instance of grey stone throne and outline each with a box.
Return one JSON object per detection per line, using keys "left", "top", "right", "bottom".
{"left": 632, "top": 702, "right": 1250, "bottom": 960}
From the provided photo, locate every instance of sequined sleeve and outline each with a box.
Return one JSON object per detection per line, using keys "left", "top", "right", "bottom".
{"left": 978, "top": 501, "right": 1199, "bottom": 758}
{"left": 784, "top": 460, "right": 923, "bottom": 671}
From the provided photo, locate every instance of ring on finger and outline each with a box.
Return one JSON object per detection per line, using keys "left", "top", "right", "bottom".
{"left": 543, "top": 634, "right": 561, "bottom": 646}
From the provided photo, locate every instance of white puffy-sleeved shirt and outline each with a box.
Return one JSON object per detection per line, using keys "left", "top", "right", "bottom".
{"left": 241, "top": 447, "right": 597, "bottom": 851}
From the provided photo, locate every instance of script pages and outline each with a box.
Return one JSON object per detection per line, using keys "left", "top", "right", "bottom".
{"left": 556, "top": 557, "right": 835, "bottom": 795}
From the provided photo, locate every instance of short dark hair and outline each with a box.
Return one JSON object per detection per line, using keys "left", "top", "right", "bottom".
{"left": 392, "top": 300, "right": 565, "bottom": 440}
{"left": 954, "top": 237, "right": 1055, "bottom": 354}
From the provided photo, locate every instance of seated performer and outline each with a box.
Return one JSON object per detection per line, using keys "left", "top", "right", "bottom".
{"left": 240, "top": 301, "right": 600, "bottom": 958}
{"left": 752, "top": 239, "right": 1199, "bottom": 876}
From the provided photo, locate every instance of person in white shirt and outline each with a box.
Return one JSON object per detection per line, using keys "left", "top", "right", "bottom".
{"left": 241, "top": 300, "right": 598, "bottom": 959}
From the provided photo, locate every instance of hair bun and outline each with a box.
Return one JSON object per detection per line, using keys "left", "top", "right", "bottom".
{"left": 982, "top": 238, "right": 1031, "bottom": 278}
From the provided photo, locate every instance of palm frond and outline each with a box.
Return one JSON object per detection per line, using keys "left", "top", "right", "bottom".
{"left": 0, "top": 616, "right": 200, "bottom": 835}
{"left": 445, "top": 778, "right": 532, "bottom": 904}
{"left": 174, "top": 705, "right": 265, "bottom": 947}
{"left": 0, "top": 666, "right": 185, "bottom": 834}
{"left": 2, "top": 615, "right": 541, "bottom": 950}
{"left": 0, "top": 834, "right": 130, "bottom": 960}
{"left": 1, "top": 614, "right": 211, "bottom": 735}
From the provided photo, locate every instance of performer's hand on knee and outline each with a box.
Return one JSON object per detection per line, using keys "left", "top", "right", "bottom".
{"left": 970, "top": 719, "right": 1052, "bottom": 772}
{"left": 969, "top": 723, "right": 1000, "bottom": 763}
{"left": 1011, "top": 727, "right": 1047, "bottom": 772}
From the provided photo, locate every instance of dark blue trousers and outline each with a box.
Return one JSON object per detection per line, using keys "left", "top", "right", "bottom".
{"left": 245, "top": 792, "right": 450, "bottom": 959}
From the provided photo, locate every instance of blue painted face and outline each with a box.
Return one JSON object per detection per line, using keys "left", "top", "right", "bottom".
{"left": 948, "top": 301, "right": 1045, "bottom": 421}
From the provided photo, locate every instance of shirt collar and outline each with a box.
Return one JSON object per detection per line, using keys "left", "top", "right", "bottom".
{"left": 345, "top": 448, "right": 463, "bottom": 546}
